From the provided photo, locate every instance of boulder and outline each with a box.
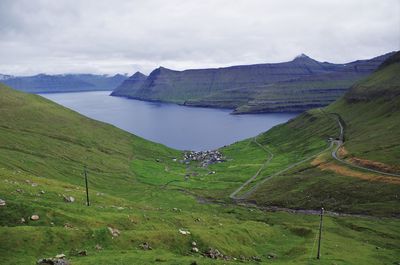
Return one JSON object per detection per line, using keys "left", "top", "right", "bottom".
{"left": 0, "top": 199, "right": 6, "bottom": 206}
{"left": 139, "top": 242, "right": 152, "bottom": 250}
{"left": 191, "top": 247, "right": 199, "bottom": 253}
{"left": 107, "top": 226, "right": 120, "bottom": 237}
{"left": 30, "top": 215, "right": 40, "bottom": 221}
{"left": 178, "top": 229, "right": 191, "bottom": 235}
{"left": 63, "top": 195, "right": 75, "bottom": 203}
{"left": 37, "top": 257, "right": 69, "bottom": 265}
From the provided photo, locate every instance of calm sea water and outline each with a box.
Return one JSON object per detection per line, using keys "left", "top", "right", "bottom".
{"left": 41, "top": 91, "right": 298, "bottom": 150}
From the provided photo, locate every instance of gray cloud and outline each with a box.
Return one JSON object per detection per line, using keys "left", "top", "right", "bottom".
{"left": 0, "top": 0, "right": 399, "bottom": 75}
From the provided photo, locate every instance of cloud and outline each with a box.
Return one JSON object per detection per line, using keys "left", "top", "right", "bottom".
{"left": 0, "top": 0, "right": 398, "bottom": 75}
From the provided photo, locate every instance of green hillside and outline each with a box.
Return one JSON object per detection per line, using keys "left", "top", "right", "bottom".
{"left": 0, "top": 52, "right": 400, "bottom": 265}
{"left": 207, "top": 52, "right": 400, "bottom": 217}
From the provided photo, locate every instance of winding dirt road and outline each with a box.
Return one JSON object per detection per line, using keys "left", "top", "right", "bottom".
{"left": 230, "top": 111, "right": 400, "bottom": 200}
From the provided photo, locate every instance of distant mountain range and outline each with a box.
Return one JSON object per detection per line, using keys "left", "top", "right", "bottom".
{"left": 111, "top": 52, "right": 395, "bottom": 114}
{"left": 0, "top": 73, "right": 127, "bottom": 93}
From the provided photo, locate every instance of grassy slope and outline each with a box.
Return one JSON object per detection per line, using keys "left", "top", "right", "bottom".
{"left": 1, "top": 83, "right": 399, "bottom": 264}
{"left": 211, "top": 56, "right": 400, "bottom": 216}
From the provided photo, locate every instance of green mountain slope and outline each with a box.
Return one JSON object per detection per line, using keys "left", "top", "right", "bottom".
{"left": 207, "top": 52, "right": 400, "bottom": 217}
{"left": 1, "top": 82, "right": 399, "bottom": 264}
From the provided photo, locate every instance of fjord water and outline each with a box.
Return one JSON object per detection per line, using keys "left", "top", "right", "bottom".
{"left": 41, "top": 91, "right": 297, "bottom": 150}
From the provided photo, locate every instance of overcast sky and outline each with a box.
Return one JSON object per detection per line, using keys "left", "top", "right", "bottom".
{"left": 0, "top": 0, "right": 399, "bottom": 76}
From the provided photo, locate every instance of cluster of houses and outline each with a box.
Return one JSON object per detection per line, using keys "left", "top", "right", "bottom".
{"left": 182, "top": 150, "right": 225, "bottom": 167}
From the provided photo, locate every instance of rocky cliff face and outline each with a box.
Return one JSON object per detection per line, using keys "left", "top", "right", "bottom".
{"left": 110, "top": 72, "right": 147, "bottom": 96}
{"left": 110, "top": 52, "right": 395, "bottom": 113}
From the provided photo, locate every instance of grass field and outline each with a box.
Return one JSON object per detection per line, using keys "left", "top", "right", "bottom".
{"left": 0, "top": 54, "right": 400, "bottom": 265}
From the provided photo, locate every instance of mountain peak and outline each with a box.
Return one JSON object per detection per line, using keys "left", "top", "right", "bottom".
{"left": 128, "top": 71, "right": 147, "bottom": 80}
{"left": 293, "top": 53, "right": 314, "bottom": 61}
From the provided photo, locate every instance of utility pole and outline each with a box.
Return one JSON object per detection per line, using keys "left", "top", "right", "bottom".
{"left": 317, "top": 207, "right": 324, "bottom": 259}
{"left": 84, "top": 166, "right": 90, "bottom": 206}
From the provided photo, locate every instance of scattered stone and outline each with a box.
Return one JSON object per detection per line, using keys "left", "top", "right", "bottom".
{"left": 172, "top": 207, "right": 181, "bottom": 212}
{"left": 203, "top": 248, "right": 223, "bottom": 259}
{"left": 78, "top": 250, "right": 87, "bottom": 256}
{"left": 156, "top": 159, "right": 161, "bottom": 162}
{"left": 208, "top": 171, "right": 216, "bottom": 175}
{"left": 16, "top": 189, "right": 23, "bottom": 193}
{"left": 20, "top": 218, "right": 26, "bottom": 223}
{"left": 64, "top": 223, "right": 73, "bottom": 229}
{"left": 40, "top": 190, "right": 45, "bottom": 194}
{"left": 108, "top": 227, "right": 120, "bottom": 237}
{"left": 179, "top": 229, "right": 191, "bottom": 235}
{"left": 63, "top": 195, "right": 75, "bottom": 203}
{"left": 30, "top": 215, "right": 40, "bottom": 221}
{"left": 31, "top": 183, "right": 38, "bottom": 187}
{"left": 0, "top": 199, "right": 6, "bottom": 206}
{"left": 191, "top": 241, "right": 197, "bottom": 247}
{"left": 191, "top": 247, "right": 199, "bottom": 253}
{"left": 37, "top": 254, "right": 69, "bottom": 265}
{"left": 194, "top": 218, "right": 201, "bottom": 222}
{"left": 252, "top": 256, "right": 262, "bottom": 262}
{"left": 172, "top": 158, "right": 177, "bottom": 162}
{"left": 37, "top": 257, "right": 69, "bottom": 265}
{"left": 139, "top": 242, "right": 152, "bottom": 250}
{"left": 95, "top": 244, "right": 102, "bottom": 251}
{"left": 267, "top": 253, "right": 277, "bottom": 259}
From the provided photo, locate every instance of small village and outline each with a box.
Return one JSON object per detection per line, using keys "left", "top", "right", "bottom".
{"left": 182, "top": 150, "right": 225, "bottom": 167}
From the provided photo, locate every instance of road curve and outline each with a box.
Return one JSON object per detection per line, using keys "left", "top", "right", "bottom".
{"left": 229, "top": 137, "right": 273, "bottom": 199}
{"left": 330, "top": 115, "right": 400, "bottom": 177}
{"left": 231, "top": 110, "right": 400, "bottom": 201}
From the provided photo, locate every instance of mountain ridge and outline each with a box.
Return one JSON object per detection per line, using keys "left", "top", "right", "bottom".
{"left": 111, "top": 52, "right": 395, "bottom": 113}
{"left": 1, "top": 73, "right": 127, "bottom": 93}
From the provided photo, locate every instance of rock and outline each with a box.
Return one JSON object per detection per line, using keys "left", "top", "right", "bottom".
{"left": 20, "top": 218, "right": 26, "bottom": 223}
{"left": 204, "top": 247, "right": 223, "bottom": 259}
{"left": 252, "top": 256, "right": 262, "bottom": 262}
{"left": 78, "top": 250, "right": 87, "bottom": 256}
{"left": 40, "top": 190, "right": 45, "bottom": 194}
{"left": 267, "top": 253, "right": 277, "bottom": 259}
{"left": 37, "top": 255, "right": 69, "bottom": 265}
{"left": 108, "top": 226, "right": 120, "bottom": 237}
{"left": 0, "top": 199, "right": 6, "bottom": 206}
{"left": 139, "top": 242, "right": 152, "bottom": 250}
{"left": 30, "top": 215, "right": 40, "bottom": 221}
{"left": 191, "top": 247, "right": 199, "bottom": 253}
{"left": 63, "top": 195, "right": 75, "bottom": 203}
{"left": 16, "top": 189, "right": 23, "bottom": 193}
{"left": 64, "top": 223, "right": 73, "bottom": 229}
{"left": 95, "top": 244, "right": 102, "bottom": 250}
{"left": 55, "top": 254, "right": 65, "bottom": 259}
{"left": 191, "top": 241, "right": 197, "bottom": 246}
{"left": 178, "top": 229, "right": 191, "bottom": 235}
